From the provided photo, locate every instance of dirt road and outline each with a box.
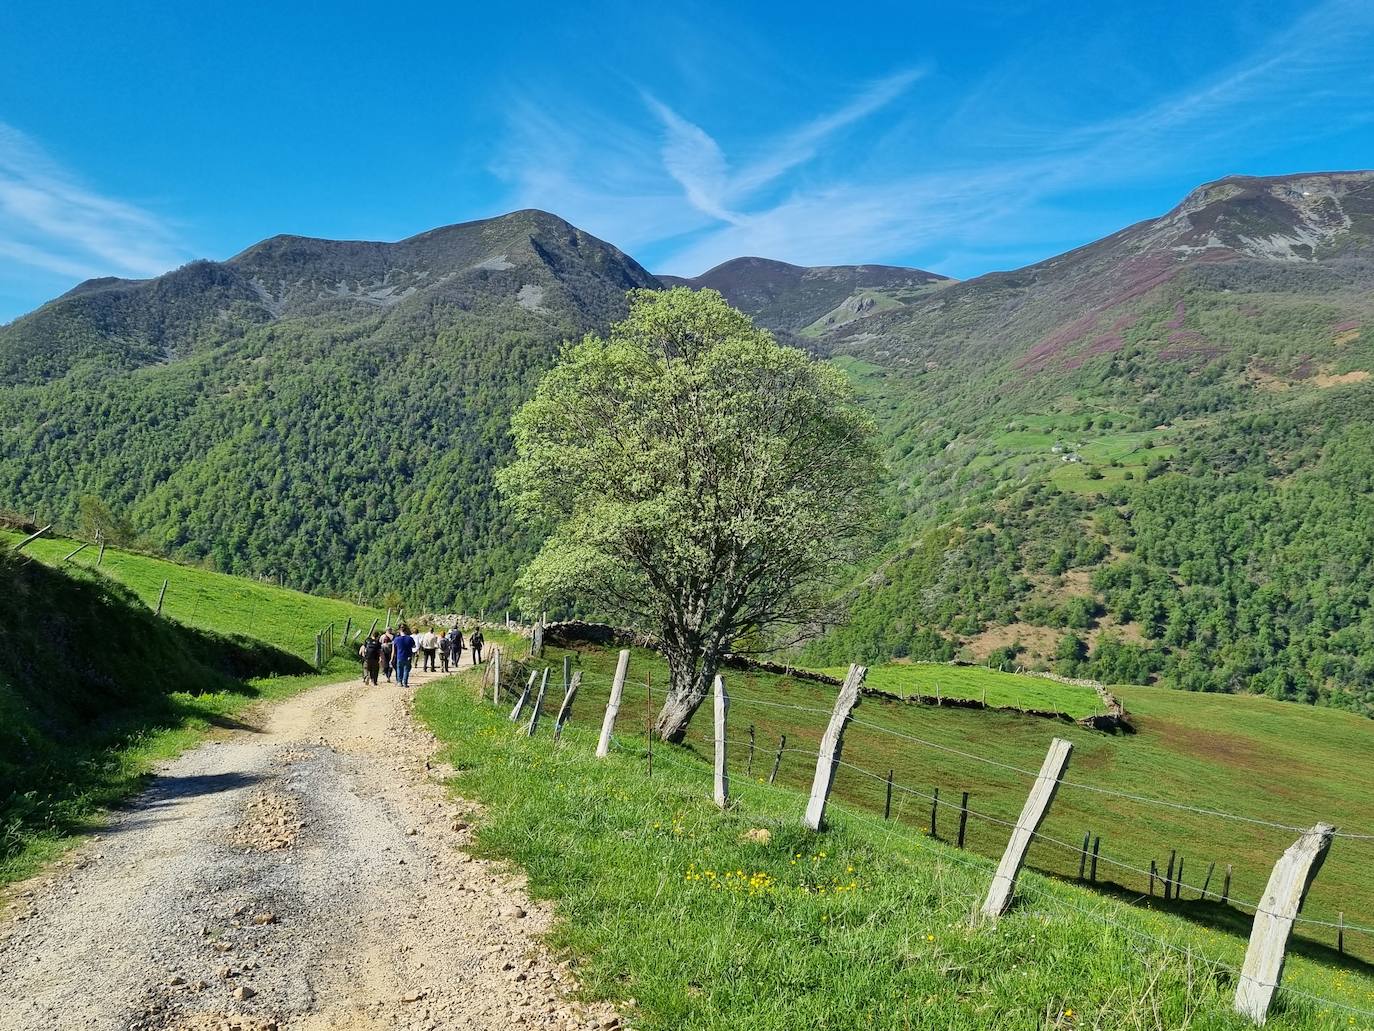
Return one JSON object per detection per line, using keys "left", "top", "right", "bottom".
{"left": 0, "top": 656, "right": 619, "bottom": 1031}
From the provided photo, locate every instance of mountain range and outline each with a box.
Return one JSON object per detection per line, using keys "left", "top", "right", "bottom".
{"left": 3, "top": 171, "right": 1372, "bottom": 710}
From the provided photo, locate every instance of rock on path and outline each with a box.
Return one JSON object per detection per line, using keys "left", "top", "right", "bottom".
{"left": 0, "top": 658, "right": 621, "bottom": 1031}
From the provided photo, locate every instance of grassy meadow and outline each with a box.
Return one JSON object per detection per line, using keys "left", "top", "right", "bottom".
{"left": 819, "top": 662, "right": 1107, "bottom": 719}
{"left": 2, "top": 529, "right": 387, "bottom": 661}
{"left": 417, "top": 668, "right": 1374, "bottom": 1030}
{"left": 502, "top": 640, "right": 1374, "bottom": 971}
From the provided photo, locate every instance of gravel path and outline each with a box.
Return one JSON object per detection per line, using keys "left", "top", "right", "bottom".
{"left": 0, "top": 656, "right": 621, "bottom": 1031}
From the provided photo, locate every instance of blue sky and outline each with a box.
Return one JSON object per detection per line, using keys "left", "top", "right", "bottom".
{"left": 1, "top": 0, "right": 1372, "bottom": 322}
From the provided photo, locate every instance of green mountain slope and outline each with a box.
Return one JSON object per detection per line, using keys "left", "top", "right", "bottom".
{"left": 797, "top": 172, "right": 1374, "bottom": 711}
{"left": 0, "top": 210, "right": 657, "bottom": 609}
{"left": 4, "top": 173, "right": 1374, "bottom": 712}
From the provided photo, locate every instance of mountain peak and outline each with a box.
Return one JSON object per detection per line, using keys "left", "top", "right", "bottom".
{"left": 1160, "top": 169, "right": 1374, "bottom": 260}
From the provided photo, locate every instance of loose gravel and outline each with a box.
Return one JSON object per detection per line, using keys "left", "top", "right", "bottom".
{"left": 0, "top": 660, "right": 622, "bottom": 1031}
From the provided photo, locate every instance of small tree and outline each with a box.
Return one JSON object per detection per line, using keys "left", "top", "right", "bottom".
{"left": 499, "top": 288, "right": 882, "bottom": 742}
{"left": 75, "top": 494, "right": 134, "bottom": 546}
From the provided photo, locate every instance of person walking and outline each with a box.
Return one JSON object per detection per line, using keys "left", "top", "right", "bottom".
{"left": 361, "top": 632, "right": 383, "bottom": 686}
{"left": 420, "top": 627, "right": 439, "bottom": 672}
{"left": 380, "top": 629, "right": 395, "bottom": 683}
{"left": 447, "top": 626, "right": 464, "bottom": 669}
{"left": 393, "top": 624, "right": 416, "bottom": 688}
{"left": 438, "top": 629, "right": 452, "bottom": 673}
{"left": 469, "top": 627, "right": 484, "bottom": 665}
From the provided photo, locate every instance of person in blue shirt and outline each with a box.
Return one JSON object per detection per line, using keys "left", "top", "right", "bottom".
{"left": 392, "top": 623, "right": 417, "bottom": 688}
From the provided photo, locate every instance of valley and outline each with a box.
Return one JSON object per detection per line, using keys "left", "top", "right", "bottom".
{"left": 1, "top": 174, "right": 1372, "bottom": 712}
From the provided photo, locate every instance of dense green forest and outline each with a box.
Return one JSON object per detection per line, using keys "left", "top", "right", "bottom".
{"left": 0, "top": 210, "right": 653, "bottom": 613}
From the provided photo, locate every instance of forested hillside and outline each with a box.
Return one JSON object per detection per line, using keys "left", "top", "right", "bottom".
{"left": 0, "top": 210, "right": 655, "bottom": 609}
{"left": 4, "top": 172, "right": 1374, "bottom": 713}
{"left": 793, "top": 172, "right": 1374, "bottom": 712}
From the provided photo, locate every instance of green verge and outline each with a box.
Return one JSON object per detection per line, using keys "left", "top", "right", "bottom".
{"left": 1, "top": 529, "right": 388, "bottom": 662}
{"left": 0, "top": 541, "right": 368, "bottom": 885}
{"left": 416, "top": 670, "right": 1374, "bottom": 1030}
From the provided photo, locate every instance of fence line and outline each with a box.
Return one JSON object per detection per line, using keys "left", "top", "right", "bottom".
{"left": 725, "top": 687, "right": 1374, "bottom": 842}
{"left": 532, "top": 665, "right": 1374, "bottom": 941}
{"left": 589, "top": 717, "right": 1374, "bottom": 1023}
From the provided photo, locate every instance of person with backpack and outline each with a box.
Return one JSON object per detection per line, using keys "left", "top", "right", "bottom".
{"left": 380, "top": 629, "right": 395, "bottom": 683}
{"left": 438, "top": 629, "right": 452, "bottom": 672}
{"left": 469, "top": 627, "right": 484, "bottom": 665}
{"left": 392, "top": 624, "right": 416, "bottom": 688}
{"left": 361, "top": 632, "right": 383, "bottom": 685}
{"left": 447, "top": 626, "right": 464, "bottom": 669}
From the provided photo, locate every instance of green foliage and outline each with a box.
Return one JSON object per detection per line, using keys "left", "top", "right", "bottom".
{"left": 0, "top": 211, "right": 657, "bottom": 614}
{"left": 500, "top": 288, "right": 882, "bottom": 737}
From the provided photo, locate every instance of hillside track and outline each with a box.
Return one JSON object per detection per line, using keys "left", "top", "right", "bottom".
{"left": 0, "top": 657, "right": 619, "bottom": 1031}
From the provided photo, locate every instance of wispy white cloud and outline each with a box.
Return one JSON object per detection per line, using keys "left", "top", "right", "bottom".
{"left": 0, "top": 121, "right": 188, "bottom": 285}
{"left": 642, "top": 69, "right": 924, "bottom": 225}
{"left": 494, "top": 0, "right": 1374, "bottom": 278}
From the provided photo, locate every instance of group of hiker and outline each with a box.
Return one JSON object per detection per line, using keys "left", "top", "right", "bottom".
{"left": 357, "top": 624, "right": 485, "bottom": 687}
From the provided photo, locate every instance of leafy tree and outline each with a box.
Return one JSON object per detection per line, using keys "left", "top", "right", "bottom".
{"left": 500, "top": 288, "right": 882, "bottom": 741}
{"left": 76, "top": 494, "right": 134, "bottom": 546}
{"left": 1054, "top": 632, "right": 1088, "bottom": 674}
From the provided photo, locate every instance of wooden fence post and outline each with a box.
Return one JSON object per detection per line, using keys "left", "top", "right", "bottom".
{"left": 884, "top": 770, "right": 894, "bottom": 820}
{"left": 929, "top": 788, "right": 939, "bottom": 837}
{"left": 492, "top": 648, "right": 502, "bottom": 704}
{"left": 1338, "top": 912, "right": 1345, "bottom": 955}
{"left": 596, "top": 649, "right": 631, "bottom": 758}
{"left": 1090, "top": 836, "right": 1100, "bottom": 883}
{"left": 712, "top": 675, "right": 729, "bottom": 809}
{"left": 803, "top": 663, "right": 867, "bottom": 832}
{"left": 510, "top": 670, "right": 537, "bottom": 722}
{"left": 1078, "top": 832, "right": 1091, "bottom": 880}
{"left": 1165, "top": 850, "right": 1176, "bottom": 901}
{"left": 97, "top": 533, "right": 106, "bottom": 566}
{"left": 958, "top": 792, "right": 970, "bottom": 849}
{"left": 525, "top": 668, "right": 551, "bottom": 736}
{"left": 11, "top": 525, "right": 52, "bottom": 552}
{"left": 1222, "top": 864, "right": 1233, "bottom": 906}
{"left": 1234, "top": 823, "right": 1336, "bottom": 1025}
{"left": 341, "top": 618, "right": 352, "bottom": 654}
{"left": 155, "top": 579, "right": 168, "bottom": 616}
{"left": 531, "top": 619, "right": 544, "bottom": 658}
{"left": 980, "top": 737, "right": 1073, "bottom": 920}
{"left": 385, "top": 608, "right": 392, "bottom": 630}
{"left": 1201, "top": 862, "right": 1215, "bottom": 900}
{"left": 62, "top": 542, "right": 89, "bottom": 563}
{"left": 562, "top": 655, "right": 571, "bottom": 703}
{"left": 553, "top": 672, "right": 582, "bottom": 742}
{"left": 768, "top": 735, "right": 786, "bottom": 785}
{"left": 746, "top": 725, "right": 756, "bottom": 777}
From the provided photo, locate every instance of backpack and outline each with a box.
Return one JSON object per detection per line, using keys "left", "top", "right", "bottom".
{"left": 363, "top": 639, "right": 383, "bottom": 663}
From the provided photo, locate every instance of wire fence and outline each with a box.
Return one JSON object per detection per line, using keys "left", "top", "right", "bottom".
{"left": 531, "top": 690, "right": 1374, "bottom": 1024}
{"left": 493, "top": 651, "right": 1374, "bottom": 996}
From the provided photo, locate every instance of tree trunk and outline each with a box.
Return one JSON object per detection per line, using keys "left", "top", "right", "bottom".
{"left": 655, "top": 645, "right": 720, "bottom": 743}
